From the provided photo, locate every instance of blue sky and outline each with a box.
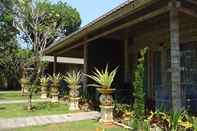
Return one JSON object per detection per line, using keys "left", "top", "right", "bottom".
{"left": 51, "top": 0, "right": 126, "bottom": 26}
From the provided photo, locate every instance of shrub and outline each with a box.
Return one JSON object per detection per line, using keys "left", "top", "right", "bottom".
{"left": 133, "top": 48, "right": 148, "bottom": 120}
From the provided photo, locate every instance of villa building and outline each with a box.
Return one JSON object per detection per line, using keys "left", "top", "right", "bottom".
{"left": 44, "top": 0, "right": 197, "bottom": 113}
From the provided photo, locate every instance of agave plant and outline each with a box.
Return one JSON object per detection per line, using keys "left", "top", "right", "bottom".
{"left": 192, "top": 117, "right": 197, "bottom": 130}
{"left": 49, "top": 73, "right": 62, "bottom": 86}
{"left": 86, "top": 65, "right": 118, "bottom": 88}
{"left": 64, "top": 71, "right": 81, "bottom": 85}
{"left": 39, "top": 76, "right": 49, "bottom": 85}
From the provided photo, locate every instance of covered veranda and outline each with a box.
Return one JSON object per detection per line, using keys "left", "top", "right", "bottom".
{"left": 44, "top": 0, "right": 197, "bottom": 112}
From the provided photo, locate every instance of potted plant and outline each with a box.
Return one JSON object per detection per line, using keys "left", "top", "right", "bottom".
{"left": 49, "top": 73, "right": 62, "bottom": 103}
{"left": 64, "top": 71, "right": 81, "bottom": 111}
{"left": 39, "top": 76, "right": 49, "bottom": 99}
{"left": 86, "top": 65, "right": 118, "bottom": 123}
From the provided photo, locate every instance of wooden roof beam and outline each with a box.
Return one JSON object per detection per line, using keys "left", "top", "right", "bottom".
{"left": 179, "top": 7, "right": 197, "bottom": 18}
{"left": 186, "top": 0, "right": 197, "bottom": 6}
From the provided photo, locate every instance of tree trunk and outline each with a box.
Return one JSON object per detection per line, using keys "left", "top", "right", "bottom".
{"left": 27, "top": 93, "right": 32, "bottom": 111}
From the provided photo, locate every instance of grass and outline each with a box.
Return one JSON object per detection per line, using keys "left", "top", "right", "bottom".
{"left": 8, "top": 120, "right": 126, "bottom": 131}
{"left": 0, "top": 102, "right": 69, "bottom": 118}
{"left": 0, "top": 91, "right": 40, "bottom": 100}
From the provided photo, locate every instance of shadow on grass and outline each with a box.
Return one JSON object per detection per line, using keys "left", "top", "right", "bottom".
{"left": 23, "top": 102, "right": 64, "bottom": 112}
{"left": 0, "top": 107, "right": 6, "bottom": 110}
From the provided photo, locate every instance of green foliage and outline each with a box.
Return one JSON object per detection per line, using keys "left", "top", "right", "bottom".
{"left": 133, "top": 48, "right": 148, "bottom": 120}
{"left": 0, "top": 102, "right": 69, "bottom": 118}
{"left": 39, "top": 76, "right": 49, "bottom": 85}
{"left": 192, "top": 117, "right": 197, "bottom": 130}
{"left": 49, "top": 73, "right": 62, "bottom": 85}
{"left": 63, "top": 71, "right": 81, "bottom": 85}
{"left": 170, "top": 111, "right": 183, "bottom": 131}
{"left": 10, "top": 0, "right": 81, "bottom": 94}
{"left": 130, "top": 119, "right": 150, "bottom": 131}
{"left": 0, "top": 0, "right": 25, "bottom": 88}
{"left": 13, "top": 0, "right": 81, "bottom": 48}
{"left": 16, "top": 49, "right": 32, "bottom": 60}
{"left": 146, "top": 111, "right": 193, "bottom": 130}
{"left": 86, "top": 65, "right": 118, "bottom": 88}
{"left": 10, "top": 120, "right": 123, "bottom": 131}
{"left": 114, "top": 103, "right": 133, "bottom": 113}
{"left": 0, "top": 0, "right": 16, "bottom": 42}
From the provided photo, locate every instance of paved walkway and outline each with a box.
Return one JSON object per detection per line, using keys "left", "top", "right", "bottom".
{"left": 0, "top": 111, "right": 100, "bottom": 130}
{"left": 0, "top": 91, "right": 20, "bottom": 94}
{"left": 0, "top": 99, "right": 50, "bottom": 105}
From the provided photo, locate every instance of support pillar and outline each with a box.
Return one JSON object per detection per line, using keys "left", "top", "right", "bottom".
{"left": 169, "top": 1, "right": 182, "bottom": 111}
{"left": 53, "top": 55, "right": 57, "bottom": 74}
{"left": 83, "top": 43, "right": 88, "bottom": 97}
{"left": 124, "top": 38, "right": 129, "bottom": 83}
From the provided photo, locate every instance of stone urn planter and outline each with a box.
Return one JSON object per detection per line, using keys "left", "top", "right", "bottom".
{"left": 51, "top": 83, "right": 60, "bottom": 103}
{"left": 20, "top": 78, "right": 30, "bottom": 95}
{"left": 86, "top": 65, "right": 118, "bottom": 124}
{"left": 68, "top": 85, "right": 81, "bottom": 111}
{"left": 49, "top": 74, "right": 62, "bottom": 103}
{"left": 40, "top": 76, "right": 49, "bottom": 99}
{"left": 40, "top": 83, "right": 48, "bottom": 99}
{"left": 63, "top": 71, "right": 82, "bottom": 111}
{"left": 97, "top": 88, "right": 116, "bottom": 124}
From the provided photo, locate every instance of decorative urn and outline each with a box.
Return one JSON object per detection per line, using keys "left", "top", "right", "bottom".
{"left": 51, "top": 82, "right": 60, "bottom": 103}
{"left": 97, "top": 88, "right": 116, "bottom": 124}
{"left": 40, "top": 82, "right": 48, "bottom": 99}
{"left": 68, "top": 85, "right": 81, "bottom": 111}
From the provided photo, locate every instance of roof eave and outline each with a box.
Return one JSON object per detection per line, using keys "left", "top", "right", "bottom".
{"left": 44, "top": 0, "right": 158, "bottom": 55}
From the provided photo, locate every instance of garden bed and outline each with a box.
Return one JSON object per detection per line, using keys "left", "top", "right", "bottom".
{"left": 0, "top": 102, "right": 69, "bottom": 118}
{"left": 7, "top": 120, "right": 125, "bottom": 131}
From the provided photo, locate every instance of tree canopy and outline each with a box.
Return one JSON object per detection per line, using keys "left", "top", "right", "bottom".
{"left": 0, "top": 0, "right": 25, "bottom": 90}
{"left": 0, "top": 0, "right": 81, "bottom": 89}
{"left": 14, "top": 0, "right": 81, "bottom": 55}
{"left": 0, "top": 0, "right": 18, "bottom": 81}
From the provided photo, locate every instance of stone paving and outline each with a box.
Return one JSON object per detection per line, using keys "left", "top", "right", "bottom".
{"left": 0, "top": 91, "right": 20, "bottom": 94}
{"left": 0, "top": 99, "right": 50, "bottom": 105}
{"left": 0, "top": 111, "right": 100, "bottom": 130}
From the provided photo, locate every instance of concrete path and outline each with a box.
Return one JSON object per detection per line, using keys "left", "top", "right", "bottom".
{"left": 0, "top": 91, "right": 20, "bottom": 94}
{"left": 0, "top": 111, "right": 100, "bottom": 130}
{"left": 0, "top": 99, "right": 50, "bottom": 105}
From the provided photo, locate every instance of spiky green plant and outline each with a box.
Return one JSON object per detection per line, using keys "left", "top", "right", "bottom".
{"left": 49, "top": 73, "right": 62, "bottom": 86}
{"left": 39, "top": 76, "right": 49, "bottom": 85}
{"left": 64, "top": 71, "right": 81, "bottom": 85}
{"left": 170, "top": 111, "right": 184, "bottom": 131}
{"left": 192, "top": 117, "right": 197, "bottom": 130}
{"left": 86, "top": 65, "right": 118, "bottom": 88}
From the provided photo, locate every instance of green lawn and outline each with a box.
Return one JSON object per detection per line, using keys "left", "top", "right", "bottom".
{"left": 0, "top": 102, "right": 69, "bottom": 118}
{"left": 8, "top": 120, "right": 126, "bottom": 131}
{"left": 0, "top": 91, "right": 40, "bottom": 100}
